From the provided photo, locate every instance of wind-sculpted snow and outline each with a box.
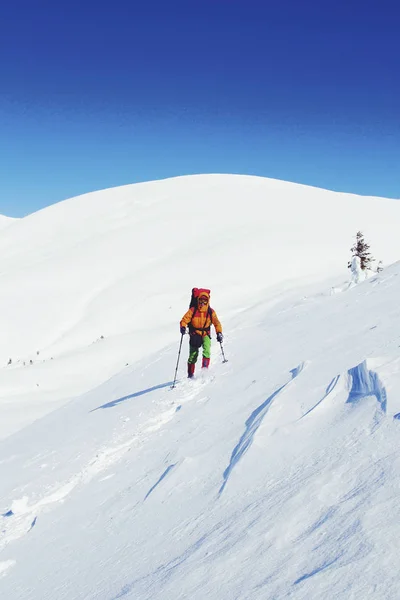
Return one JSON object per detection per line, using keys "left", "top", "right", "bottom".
{"left": 293, "top": 554, "right": 343, "bottom": 585}
{"left": 347, "top": 360, "right": 387, "bottom": 413}
{"left": 144, "top": 464, "right": 177, "bottom": 501}
{"left": 219, "top": 363, "right": 304, "bottom": 495}
{"left": 301, "top": 375, "right": 341, "bottom": 419}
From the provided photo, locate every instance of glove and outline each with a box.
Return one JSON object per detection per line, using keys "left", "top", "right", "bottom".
{"left": 180, "top": 326, "right": 186, "bottom": 335}
{"left": 217, "top": 332, "right": 223, "bottom": 343}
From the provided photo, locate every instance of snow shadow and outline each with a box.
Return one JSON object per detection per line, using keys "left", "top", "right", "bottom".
{"left": 346, "top": 361, "right": 387, "bottom": 413}
{"left": 112, "top": 532, "right": 209, "bottom": 599}
{"left": 91, "top": 382, "right": 173, "bottom": 411}
{"left": 144, "top": 464, "right": 177, "bottom": 501}
{"left": 294, "top": 553, "right": 343, "bottom": 585}
{"left": 219, "top": 363, "right": 304, "bottom": 495}
{"left": 300, "top": 375, "right": 340, "bottom": 419}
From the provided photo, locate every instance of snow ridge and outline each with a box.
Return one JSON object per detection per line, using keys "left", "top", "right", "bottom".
{"left": 219, "top": 362, "right": 305, "bottom": 495}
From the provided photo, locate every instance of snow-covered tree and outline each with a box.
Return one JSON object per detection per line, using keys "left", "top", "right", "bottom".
{"left": 349, "top": 255, "right": 363, "bottom": 284}
{"left": 350, "top": 231, "right": 374, "bottom": 271}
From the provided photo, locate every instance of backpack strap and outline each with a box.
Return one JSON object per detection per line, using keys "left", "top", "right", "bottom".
{"left": 189, "top": 306, "right": 213, "bottom": 336}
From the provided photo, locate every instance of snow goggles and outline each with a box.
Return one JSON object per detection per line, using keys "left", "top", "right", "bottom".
{"left": 198, "top": 297, "right": 208, "bottom": 305}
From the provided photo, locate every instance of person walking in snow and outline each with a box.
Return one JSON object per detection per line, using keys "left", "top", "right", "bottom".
{"left": 180, "top": 289, "right": 223, "bottom": 378}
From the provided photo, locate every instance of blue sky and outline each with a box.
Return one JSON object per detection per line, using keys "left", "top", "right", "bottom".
{"left": 1, "top": 0, "right": 399, "bottom": 217}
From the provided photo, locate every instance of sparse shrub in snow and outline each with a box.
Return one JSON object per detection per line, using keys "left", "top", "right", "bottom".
{"left": 350, "top": 231, "right": 374, "bottom": 271}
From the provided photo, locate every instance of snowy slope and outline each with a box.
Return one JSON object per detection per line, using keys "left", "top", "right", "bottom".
{"left": 1, "top": 174, "right": 400, "bottom": 438}
{"left": 1, "top": 175, "right": 400, "bottom": 598}
{"left": 2, "top": 264, "right": 400, "bottom": 599}
{"left": 0, "top": 215, "right": 16, "bottom": 231}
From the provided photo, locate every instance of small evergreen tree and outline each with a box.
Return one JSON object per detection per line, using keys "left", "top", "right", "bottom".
{"left": 350, "top": 231, "right": 374, "bottom": 271}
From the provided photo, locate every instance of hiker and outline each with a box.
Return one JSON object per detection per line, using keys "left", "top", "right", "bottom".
{"left": 180, "top": 288, "right": 223, "bottom": 378}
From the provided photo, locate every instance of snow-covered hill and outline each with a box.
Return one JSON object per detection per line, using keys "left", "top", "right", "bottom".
{"left": 0, "top": 215, "right": 17, "bottom": 231}
{"left": 1, "top": 175, "right": 400, "bottom": 438}
{"left": 1, "top": 175, "right": 400, "bottom": 599}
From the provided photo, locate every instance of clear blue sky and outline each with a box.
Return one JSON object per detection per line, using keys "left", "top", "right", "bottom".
{"left": 1, "top": 0, "right": 399, "bottom": 217}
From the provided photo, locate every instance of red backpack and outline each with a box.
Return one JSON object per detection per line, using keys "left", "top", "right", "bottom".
{"left": 188, "top": 288, "right": 213, "bottom": 344}
{"left": 189, "top": 287, "right": 211, "bottom": 309}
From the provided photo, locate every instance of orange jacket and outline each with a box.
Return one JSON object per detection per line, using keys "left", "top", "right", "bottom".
{"left": 180, "top": 302, "right": 222, "bottom": 337}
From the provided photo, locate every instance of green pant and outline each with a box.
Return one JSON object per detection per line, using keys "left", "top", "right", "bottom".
{"left": 188, "top": 335, "right": 211, "bottom": 364}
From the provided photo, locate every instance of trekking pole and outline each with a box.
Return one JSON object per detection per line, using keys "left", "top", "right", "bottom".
{"left": 219, "top": 341, "right": 228, "bottom": 363}
{"left": 171, "top": 334, "right": 184, "bottom": 389}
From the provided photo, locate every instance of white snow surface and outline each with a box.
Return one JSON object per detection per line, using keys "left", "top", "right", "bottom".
{"left": 0, "top": 215, "right": 17, "bottom": 231}
{"left": 1, "top": 174, "right": 400, "bottom": 598}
